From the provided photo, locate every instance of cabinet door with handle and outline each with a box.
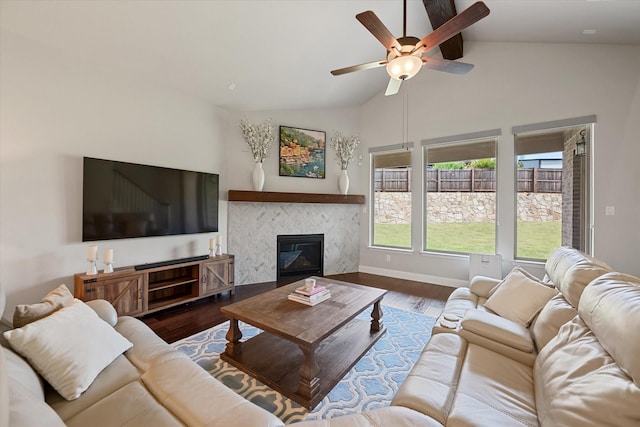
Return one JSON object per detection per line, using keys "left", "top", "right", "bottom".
{"left": 201, "top": 258, "right": 234, "bottom": 296}
{"left": 84, "top": 275, "right": 144, "bottom": 317}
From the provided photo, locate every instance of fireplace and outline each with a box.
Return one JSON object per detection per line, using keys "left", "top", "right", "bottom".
{"left": 277, "top": 234, "right": 324, "bottom": 282}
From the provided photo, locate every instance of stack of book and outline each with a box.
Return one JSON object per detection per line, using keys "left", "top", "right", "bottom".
{"left": 288, "top": 285, "right": 331, "bottom": 306}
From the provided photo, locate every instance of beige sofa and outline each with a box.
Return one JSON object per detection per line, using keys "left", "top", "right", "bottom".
{"left": 3, "top": 248, "right": 639, "bottom": 427}
{"left": 436, "top": 247, "right": 614, "bottom": 366}
{"left": 296, "top": 250, "right": 640, "bottom": 426}
{"left": 0, "top": 285, "right": 284, "bottom": 427}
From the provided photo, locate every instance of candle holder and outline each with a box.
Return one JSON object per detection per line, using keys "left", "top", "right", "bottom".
{"left": 216, "top": 244, "right": 223, "bottom": 256}
{"left": 86, "top": 258, "right": 98, "bottom": 275}
{"left": 209, "top": 247, "right": 216, "bottom": 257}
{"left": 103, "top": 262, "right": 114, "bottom": 274}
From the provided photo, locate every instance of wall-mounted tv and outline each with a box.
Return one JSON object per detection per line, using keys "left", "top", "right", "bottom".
{"left": 82, "top": 157, "right": 219, "bottom": 242}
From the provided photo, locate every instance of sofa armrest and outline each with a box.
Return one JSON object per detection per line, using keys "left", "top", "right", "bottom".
{"left": 85, "top": 300, "right": 118, "bottom": 327}
{"left": 469, "top": 276, "right": 501, "bottom": 298}
{"left": 460, "top": 310, "right": 534, "bottom": 353}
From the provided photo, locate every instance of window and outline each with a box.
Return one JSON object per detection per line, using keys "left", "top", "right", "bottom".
{"left": 423, "top": 131, "right": 499, "bottom": 254}
{"left": 513, "top": 116, "right": 594, "bottom": 260}
{"left": 370, "top": 145, "right": 413, "bottom": 249}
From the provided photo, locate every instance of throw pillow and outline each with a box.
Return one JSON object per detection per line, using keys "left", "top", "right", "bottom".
{"left": 484, "top": 267, "right": 558, "bottom": 326}
{"left": 12, "top": 284, "right": 74, "bottom": 328}
{"left": 487, "top": 266, "right": 550, "bottom": 297}
{"left": 3, "top": 299, "right": 133, "bottom": 400}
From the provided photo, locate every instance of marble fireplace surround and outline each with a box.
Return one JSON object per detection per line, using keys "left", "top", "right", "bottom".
{"left": 227, "top": 191, "right": 364, "bottom": 286}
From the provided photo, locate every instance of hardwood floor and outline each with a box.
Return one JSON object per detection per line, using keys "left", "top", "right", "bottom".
{"left": 141, "top": 272, "right": 454, "bottom": 344}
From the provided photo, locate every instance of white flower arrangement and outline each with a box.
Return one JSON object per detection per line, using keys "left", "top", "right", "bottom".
{"left": 239, "top": 118, "right": 275, "bottom": 163}
{"left": 330, "top": 131, "right": 360, "bottom": 170}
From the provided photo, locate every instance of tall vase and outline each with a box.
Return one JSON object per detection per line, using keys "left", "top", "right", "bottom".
{"left": 252, "top": 162, "right": 265, "bottom": 191}
{"left": 338, "top": 169, "right": 349, "bottom": 195}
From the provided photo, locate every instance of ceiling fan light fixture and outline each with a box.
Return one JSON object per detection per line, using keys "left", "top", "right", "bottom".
{"left": 386, "top": 55, "right": 422, "bottom": 81}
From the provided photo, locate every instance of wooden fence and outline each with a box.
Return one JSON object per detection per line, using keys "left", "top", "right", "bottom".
{"left": 374, "top": 168, "right": 562, "bottom": 193}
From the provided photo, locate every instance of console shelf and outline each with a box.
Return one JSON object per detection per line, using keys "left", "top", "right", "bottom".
{"left": 74, "top": 254, "right": 234, "bottom": 317}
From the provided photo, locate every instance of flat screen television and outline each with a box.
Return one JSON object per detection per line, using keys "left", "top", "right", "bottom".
{"left": 82, "top": 157, "right": 219, "bottom": 241}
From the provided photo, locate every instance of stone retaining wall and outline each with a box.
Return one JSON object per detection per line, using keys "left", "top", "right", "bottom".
{"left": 374, "top": 192, "right": 561, "bottom": 224}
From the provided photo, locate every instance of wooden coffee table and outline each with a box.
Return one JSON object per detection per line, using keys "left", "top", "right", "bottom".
{"left": 220, "top": 277, "right": 386, "bottom": 409}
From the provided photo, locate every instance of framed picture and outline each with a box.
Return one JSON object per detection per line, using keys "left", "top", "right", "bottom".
{"left": 279, "top": 126, "right": 326, "bottom": 179}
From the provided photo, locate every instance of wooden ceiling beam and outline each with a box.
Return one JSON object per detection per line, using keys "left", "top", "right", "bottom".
{"left": 422, "top": 0, "right": 464, "bottom": 60}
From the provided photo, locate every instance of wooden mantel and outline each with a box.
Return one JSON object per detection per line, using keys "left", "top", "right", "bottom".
{"left": 228, "top": 190, "right": 365, "bottom": 205}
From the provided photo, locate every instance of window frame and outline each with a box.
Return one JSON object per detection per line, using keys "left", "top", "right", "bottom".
{"left": 512, "top": 116, "right": 595, "bottom": 261}
{"left": 369, "top": 143, "right": 414, "bottom": 250}
{"left": 421, "top": 129, "right": 501, "bottom": 256}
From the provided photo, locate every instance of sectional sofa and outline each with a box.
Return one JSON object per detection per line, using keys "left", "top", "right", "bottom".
{"left": 2, "top": 248, "right": 639, "bottom": 426}
{"left": 0, "top": 284, "right": 284, "bottom": 426}
{"left": 297, "top": 248, "right": 640, "bottom": 426}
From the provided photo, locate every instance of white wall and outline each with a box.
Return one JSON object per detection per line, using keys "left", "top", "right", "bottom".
{"left": 224, "top": 108, "right": 362, "bottom": 195}
{"left": 0, "top": 32, "right": 230, "bottom": 322}
{"left": 359, "top": 42, "right": 640, "bottom": 282}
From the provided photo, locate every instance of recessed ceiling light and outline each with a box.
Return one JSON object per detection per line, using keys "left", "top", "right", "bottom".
{"left": 582, "top": 29, "right": 597, "bottom": 35}
{"left": 227, "top": 83, "right": 237, "bottom": 91}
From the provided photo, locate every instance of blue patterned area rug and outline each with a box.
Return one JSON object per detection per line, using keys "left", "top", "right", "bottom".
{"left": 172, "top": 305, "right": 435, "bottom": 424}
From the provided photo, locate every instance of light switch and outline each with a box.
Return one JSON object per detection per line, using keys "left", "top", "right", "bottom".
{"left": 605, "top": 206, "right": 615, "bottom": 216}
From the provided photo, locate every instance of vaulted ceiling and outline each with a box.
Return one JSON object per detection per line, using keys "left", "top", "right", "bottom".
{"left": 2, "top": 1, "right": 639, "bottom": 112}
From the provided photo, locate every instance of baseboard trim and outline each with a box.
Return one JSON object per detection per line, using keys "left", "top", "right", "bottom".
{"left": 358, "top": 265, "right": 468, "bottom": 289}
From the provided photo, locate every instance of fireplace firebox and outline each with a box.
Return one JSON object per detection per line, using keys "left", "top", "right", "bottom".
{"left": 277, "top": 234, "right": 324, "bottom": 282}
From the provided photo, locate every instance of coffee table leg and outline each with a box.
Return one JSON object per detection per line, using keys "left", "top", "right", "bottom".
{"left": 225, "top": 318, "right": 243, "bottom": 357}
{"left": 370, "top": 300, "right": 383, "bottom": 332}
{"left": 298, "top": 344, "right": 320, "bottom": 403}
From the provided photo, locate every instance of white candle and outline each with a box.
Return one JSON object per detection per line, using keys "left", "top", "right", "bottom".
{"left": 88, "top": 245, "right": 98, "bottom": 260}
{"left": 216, "top": 234, "right": 222, "bottom": 245}
{"left": 209, "top": 238, "right": 215, "bottom": 250}
{"left": 104, "top": 249, "right": 113, "bottom": 264}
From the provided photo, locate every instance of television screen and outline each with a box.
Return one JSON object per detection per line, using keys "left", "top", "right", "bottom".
{"left": 82, "top": 157, "right": 219, "bottom": 241}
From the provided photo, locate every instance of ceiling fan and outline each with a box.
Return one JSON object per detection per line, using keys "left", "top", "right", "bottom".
{"left": 331, "top": 1, "right": 490, "bottom": 96}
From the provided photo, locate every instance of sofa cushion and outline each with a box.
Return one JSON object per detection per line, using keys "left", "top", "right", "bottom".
{"left": 392, "top": 333, "right": 467, "bottom": 423}
{"left": 115, "top": 316, "right": 189, "bottom": 372}
{"left": 7, "top": 378, "right": 66, "bottom": 427}
{"left": 3, "top": 345, "right": 44, "bottom": 400}
{"left": 484, "top": 267, "right": 557, "bottom": 326}
{"left": 4, "top": 299, "right": 133, "bottom": 401}
{"left": 12, "top": 284, "right": 73, "bottom": 328}
{"left": 560, "top": 261, "right": 612, "bottom": 308}
{"left": 534, "top": 316, "right": 640, "bottom": 426}
{"left": 529, "top": 293, "right": 577, "bottom": 351}
{"left": 544, "top": 247, "right": 611, "bottom": 307}
{"left": 65, "top": 381, "right": 182, "bottom": 427}
{"left": 578, "top": 272, "right": 640, "bottom": 386}
{"left": 46, "top": 354, "right": 140, "bottom": 421}
{"left": 450, "top": 343, "right": 538, "bottom": 427}
{"left": 142, "top": 355, "right": 284, "bottom": 427}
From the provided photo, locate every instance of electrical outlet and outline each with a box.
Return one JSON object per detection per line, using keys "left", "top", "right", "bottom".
{"left": 385, "top": 255, "right": 391, "bottom": 262}
{"left": 605, "top": 206, "right": 615, "bottom": 216}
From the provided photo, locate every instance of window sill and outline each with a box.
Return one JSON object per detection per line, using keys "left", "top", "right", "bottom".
{"left": 367, "top": 245, "right": 414, "bottom": 254}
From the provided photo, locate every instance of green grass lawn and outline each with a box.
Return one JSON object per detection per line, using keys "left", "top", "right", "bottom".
{"left": 373, "top": 221, "right": 561, "bottom": 259}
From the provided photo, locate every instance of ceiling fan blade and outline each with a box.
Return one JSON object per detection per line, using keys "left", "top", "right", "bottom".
{"left": 385, "top": 78, "right": 402, "bottom": 96}
{"left": 356, "top": 10, "right": 403, "bottom": 53}
{"left": 331, "top": 59, "right": 387, "bottom": 76}
{"left": 422, "top": 57, "right": 474, "bottom": 75}
{"left": 413, "top": 1, "right": 490, "bottom": 55}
